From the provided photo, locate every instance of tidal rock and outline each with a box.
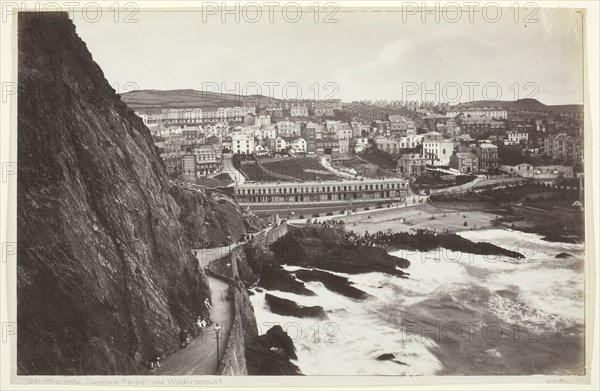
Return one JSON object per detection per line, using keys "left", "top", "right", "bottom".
{"left": 245, "top": 325, "right": 301, "bottom": 375}
{"left": 259, "top": 264, "right": 315, "bottom": 296}
{"left": 245, "top": 342, "right": 302, "bottom": 375}
{"left": 386, "top": 232, "right": 525, "bottom": 259}
{"left": 555, "top": 252, "right": 573, "bottom": 258}
{"left": 376, "top": 353, "right": 396, "bottom": 361}
{"left": 272, "top": 227, "right": 410, "bottom": 277}
{"left": 294, "top": 269, "right": 368, "bottom": 299}
{"left": 262, "top": 325, "right": 297, "bottom": 359}
{"left": 265, "top": 294, "right": 327, "bottom": 319}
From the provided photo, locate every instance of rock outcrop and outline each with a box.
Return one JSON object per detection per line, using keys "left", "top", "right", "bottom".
{"left": 245, "top": 324, "right": 302, "bottom": 375}
{"left": 16, "top": 13, "right": 249, "bottom": 375}
{"left": 294, "top": 269, "right": 368, "bottom": 300}
{"left": 272, "top": 226, "right": 410, "bottom": 277}
{"left": 265, "top": 294, "right": 328, "bottom": 319}
{"left": 385, "top": 232, "right": 524, "bottom": 259}
{"left": 258, "top": 264, "right": 315, "bottom": 296}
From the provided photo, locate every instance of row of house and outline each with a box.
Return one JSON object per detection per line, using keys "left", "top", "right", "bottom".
{"left": 397, "top": 140, "right": 500, "bottom": 177}
{"left": 137, "top": 106, "right": 257, "bottom": 125}
{"left": 160, "top": 143, "right": 222, "bottom": 178}
{"left": 137, "top": 99, "right": 343, "bottom": 127}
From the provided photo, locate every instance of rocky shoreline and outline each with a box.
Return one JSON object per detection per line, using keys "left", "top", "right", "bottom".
{"left": 219, "top": 216, "right": 544, "bottom": 375}
{"left": 380, "top": 231, "right": 525, "bottom": 259}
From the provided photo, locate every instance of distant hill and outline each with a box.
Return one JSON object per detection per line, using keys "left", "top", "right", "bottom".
{"left": 122, "top": 89, "right": 279, "bottom": 111}
{"left": 449, "top": 98, "right": 583, "bottom": 115}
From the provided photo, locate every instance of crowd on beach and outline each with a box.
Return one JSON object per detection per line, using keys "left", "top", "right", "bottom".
{"left": 306, "top": 219, "right": 345, "bottom": 228}
{"left": 342, "top": 225, "right": 456, "bottom": 248}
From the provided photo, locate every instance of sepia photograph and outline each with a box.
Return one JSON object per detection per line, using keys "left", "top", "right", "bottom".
{"left": 1, "top": 1, "right": 598, "bottom": 389}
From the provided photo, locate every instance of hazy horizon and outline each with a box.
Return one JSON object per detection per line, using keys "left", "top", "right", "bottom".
{"left": 71, "top": 6, "right": 584, "bottom": 105}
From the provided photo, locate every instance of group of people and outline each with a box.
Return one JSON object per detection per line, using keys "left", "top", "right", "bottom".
{"left": 143, "top": 297, "right": 215, "bottom": 371}
{"left": 144, "top": 356, "right": 161, "bottom": 371}
{"left": 196, "top": 316, "right": 209, "bottom": 329}
{"left": 342, "top": 230, "right": 389, "bottom": 247}
{"left": 177, "top": 298, "right": 212, "bottom": 349}
{"left": 306, "top": 219, "right": 345, "bottom": 228}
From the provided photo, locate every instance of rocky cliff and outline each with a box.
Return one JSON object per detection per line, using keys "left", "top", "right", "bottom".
{"left": 16, "top": 13, "right": 250, "bottom": 375}
{"left": 169, "top": 185, "right": 261, "bottom": 247}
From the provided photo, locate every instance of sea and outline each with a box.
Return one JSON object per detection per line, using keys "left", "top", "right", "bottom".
{"left": 248, "top": 229, "right": 585, "bottom": 375}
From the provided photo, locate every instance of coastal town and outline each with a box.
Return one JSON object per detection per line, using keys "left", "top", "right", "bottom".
{"left": 128, "top": 92, "right": 584, "bottom": 226}
{"left": 11, "top": 6, "right": 593, "bottom": 384}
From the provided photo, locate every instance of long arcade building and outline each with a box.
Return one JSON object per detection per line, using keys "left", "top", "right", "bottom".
{"left": 233, "top": 178, "right": 409, "bottom": 204}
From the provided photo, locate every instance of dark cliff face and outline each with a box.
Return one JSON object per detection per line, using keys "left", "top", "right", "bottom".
{"left": 17, "top": 13, "right": 213, "bottom": 375}
{"left": 169, "top": 186, "right": 261, "bottom": 247}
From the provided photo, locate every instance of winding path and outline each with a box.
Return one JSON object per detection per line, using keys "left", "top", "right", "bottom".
{"left": 158, "top": 276, "right": 233, "bottom": 375}
{"left": 157, "top": 242, "right": 240, "bottom": 375}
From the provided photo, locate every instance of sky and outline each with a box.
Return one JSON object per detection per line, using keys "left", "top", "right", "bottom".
{"left": 71, "top": 5, "right": 584, "bottom": 105}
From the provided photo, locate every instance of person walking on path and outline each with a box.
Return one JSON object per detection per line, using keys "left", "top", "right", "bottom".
{"left": 204, "top": 297, "right": 211, "bottom": 310}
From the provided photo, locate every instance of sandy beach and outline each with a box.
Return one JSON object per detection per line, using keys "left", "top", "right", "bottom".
{"left": 337, "top": 203, "right": 500, "bottom": 235}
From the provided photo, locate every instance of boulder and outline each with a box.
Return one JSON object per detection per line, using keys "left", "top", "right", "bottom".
{"left": 294, "top": 269, "right": 368, "bottom": 299}
{"left": 245, "top": 342, "right": 302, "bottom": 375}
{"left": 376, "top": 353, "right": 396, "bottom": 361}
{"left": 245, "top": 325, "right": 302, "bottom": 375}
{"left": 555, "top": 252, "right": 573, "bottom": 258}
{"left": 259, "top": 264, "right": 315, "bottom": 296}
{"left": 265, "top": 294, "right": 327, "bottom": 319}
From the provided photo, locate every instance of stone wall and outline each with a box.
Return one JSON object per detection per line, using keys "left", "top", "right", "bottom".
{"left": 210, "top": 223, "right": 291, "bottom": 375}
{"left": 216, "top": 287, "right": 248, "bottom": 375}
{"left": 209, "top": 244, "right": 260, "bottom": 375}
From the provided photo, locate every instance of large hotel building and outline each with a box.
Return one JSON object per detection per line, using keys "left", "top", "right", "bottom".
{"left": 232, "top": 178, "right": 409, "bottom": 204}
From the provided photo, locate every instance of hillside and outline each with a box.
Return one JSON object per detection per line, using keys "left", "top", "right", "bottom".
{"left": 449, "top": 98, "right": 583, "bottom": 115}
{"left": 121, "top": 89, "right": 278, "bottom": 111}
{"left": 17, "top": 12, "right": 255, "bottom": 375}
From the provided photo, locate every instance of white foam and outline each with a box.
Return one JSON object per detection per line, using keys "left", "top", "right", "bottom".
{"left": 251, "top": 229, "right": 584, "bottom": 375}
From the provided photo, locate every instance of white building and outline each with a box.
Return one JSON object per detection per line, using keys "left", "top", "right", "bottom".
{"left": 260, "top": 125, "right": 278, "bottom": 140}
{"left": 507, "top": 129, "right": 529, "bottom": 143}
{"left": 231, "top": 132, "right": 255, "bottom": 155}
{"left": 422, "top": 132, "right": 454, "bottom": 165}
{"left": 353, "top": 137, "right": 369, "bottom": 153}
{"left": 274, "top": 136, "right": 288, "bottom": 152}
{"left": 255, "top": 114, "right": 271, "bottom": 126}
{"left": 276, "top": 121, "right": 300, "bottom": 137}
{"left": 399, "top": 134, "right": 423, "bottom": 149}
{"left": 447, "top": 108, "right": 508, "bottom": 120}
{"left": 289, "top": 137, "right": 307, "bottom": 154}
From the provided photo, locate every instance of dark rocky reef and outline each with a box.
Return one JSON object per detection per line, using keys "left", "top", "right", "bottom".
{"left": 245, "top": 325, "right": 301, "bottom": 375}
{"left": 265, "top": 294, "right": 327, "bottom": 319}
{"left": 16, "top": 13, "right": 249, "bottom": 375}
{"left": 376, "top": 353, "right": 408, "bottom": 366}
{"left": 555, "top": 252, "right": 573, "bottom": 259}
{"left": 294, "top": 268, "right": 368, "bottom": 300}
{"left": 272, "top": 226, "right": 410, "bottom": 277}
{"left": 258, "top": 264, "right": 315, "bottom": 296}
{"left": 384, "top": 232, "right": 524, "bottom": 259}
{"left": 376, "top": 353, "right": 396, "bottom": 361}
